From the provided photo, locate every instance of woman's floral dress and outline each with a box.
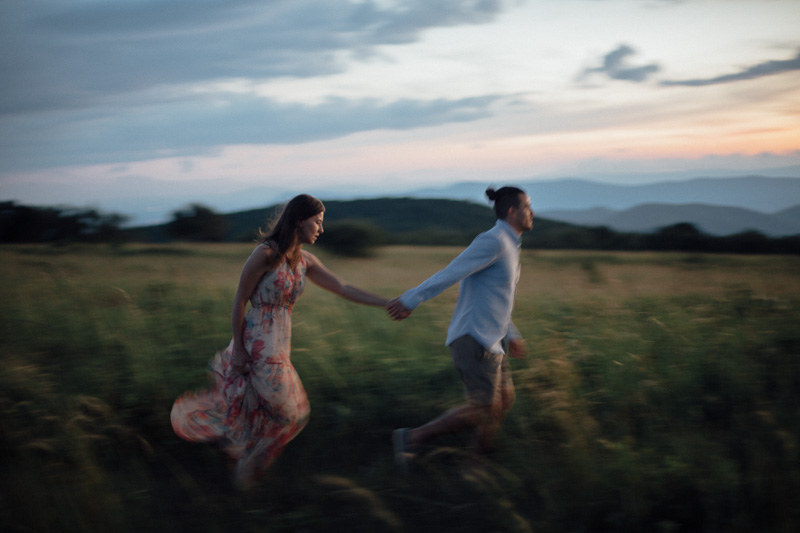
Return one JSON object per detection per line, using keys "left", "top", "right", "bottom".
{"left": 171, "top": 254, "right": 310, "bottom": 487}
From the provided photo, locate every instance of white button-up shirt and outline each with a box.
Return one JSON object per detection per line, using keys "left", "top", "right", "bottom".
{"left": 399, "top": 219, "right": 522, "bottom": 355}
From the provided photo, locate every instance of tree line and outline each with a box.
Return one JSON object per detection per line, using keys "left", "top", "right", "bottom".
{"left": 2, "top": 199, "right": 798, "bottom": 255}
{"left": 0, "top": 201, "right": 129, "bottom": 243}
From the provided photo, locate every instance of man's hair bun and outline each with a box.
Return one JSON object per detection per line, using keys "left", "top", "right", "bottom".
{"left": 485, "top": 185, "right": 526, "bottom": 218}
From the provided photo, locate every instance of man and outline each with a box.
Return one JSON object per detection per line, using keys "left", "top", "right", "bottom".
{"left": 387, "top": 186, "right": 534, "bottom": 468}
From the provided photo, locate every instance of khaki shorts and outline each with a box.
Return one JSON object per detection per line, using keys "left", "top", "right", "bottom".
{"left": 450, "top": 335, "right": 512, "bottom": 406}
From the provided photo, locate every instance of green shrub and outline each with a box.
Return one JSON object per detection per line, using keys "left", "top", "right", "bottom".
{"left": 317, "top": 219, "right": 388, "bottom": 257}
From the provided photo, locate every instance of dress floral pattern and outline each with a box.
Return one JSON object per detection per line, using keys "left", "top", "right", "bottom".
{"left": 171, "top": 253, "right": 310, "bottom": 487}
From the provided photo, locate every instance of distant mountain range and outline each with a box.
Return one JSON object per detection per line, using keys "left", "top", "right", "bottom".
{"left": 412, "top": 176, "right": 800, "bottom": 213}
{"left": 87, "top": 174, "right": 800, "bottom": 235}
{"left": 124, "top": 197, "right": 799, "bottom": 255}
{"left": 410, "top": 176, "right": 800, "bottom": 236}
{"left": 540, "top": 203, "right": 800, "bottom": 237}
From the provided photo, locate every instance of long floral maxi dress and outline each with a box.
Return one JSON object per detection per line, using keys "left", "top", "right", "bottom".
{"left": 171, "top": 255, "right": 311, "bottom": 487}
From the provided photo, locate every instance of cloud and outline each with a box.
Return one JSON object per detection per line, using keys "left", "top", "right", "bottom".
{"left": 0, "top": 93, "right": 502, "bottom": 171}
{"left": 579, "top": 44, "right": 660, "bottom": 83}
{"left": 661, "top": 49, "right": 800, "bottom": 86}
{"left": 0, "top": 0, "right": 512, "bottom": 171}
{"left": 0, "top": 0, "right": 508, "bottom": 115}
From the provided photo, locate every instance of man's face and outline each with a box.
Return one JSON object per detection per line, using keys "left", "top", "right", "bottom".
{"left": 508, "top": 194, "right": 534, "bottom": 233}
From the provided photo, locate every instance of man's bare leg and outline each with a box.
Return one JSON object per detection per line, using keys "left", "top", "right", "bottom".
{"left": 474, "top": 380, "right": 516, "bottom": 453}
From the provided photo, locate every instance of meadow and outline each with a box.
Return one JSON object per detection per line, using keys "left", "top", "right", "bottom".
{"left": 1, "top": 243, "right": 799, "bottom": 532}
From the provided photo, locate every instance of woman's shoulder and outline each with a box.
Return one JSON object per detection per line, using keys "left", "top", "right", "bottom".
{"left": 300, "top": 249, "right": 319, "bottom": 266}
{"left": 252, "top": 240, "right": 280, "bottom": 265}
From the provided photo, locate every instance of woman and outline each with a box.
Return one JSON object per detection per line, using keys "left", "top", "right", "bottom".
{"left": 171, "top": 194, "right": 388, "bottom": 488}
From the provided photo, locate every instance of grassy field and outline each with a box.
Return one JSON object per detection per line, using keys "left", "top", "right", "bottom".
{"left": 1, "top": 243, "right": 799, "bottom": 532}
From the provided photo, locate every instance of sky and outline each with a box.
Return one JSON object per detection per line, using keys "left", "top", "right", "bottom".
{"left": 2, "top": 0, "right": 799, "bottom": 224}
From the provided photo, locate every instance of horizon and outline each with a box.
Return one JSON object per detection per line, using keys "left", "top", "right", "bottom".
{"left": 7, "top": 173, "right": 798, "bottom": 230}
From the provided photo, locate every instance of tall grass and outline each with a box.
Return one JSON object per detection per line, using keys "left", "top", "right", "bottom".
{"left": 1, "top": 243, "right": 798, "bottom": 532}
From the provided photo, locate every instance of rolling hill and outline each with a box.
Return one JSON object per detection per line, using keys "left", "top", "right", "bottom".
{"left": 96, "top": 196, "right": 800, "bottom": 253}
{"left": 127, "top": 197, "right": 578, "bottom": 245}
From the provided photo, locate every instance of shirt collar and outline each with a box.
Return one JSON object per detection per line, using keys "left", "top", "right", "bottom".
{"left": 495, "top": 219, "right": 522, "bottom": 246}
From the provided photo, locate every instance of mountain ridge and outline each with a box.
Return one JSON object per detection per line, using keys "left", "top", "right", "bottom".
{"left": 539, "top": 202, "right": 800, "bottom": 237}
{"left": 35, "top": 174, "right": 799, "bottom": 229}
{"left": 412, "top": 176, "right": 800, "bottom": 213}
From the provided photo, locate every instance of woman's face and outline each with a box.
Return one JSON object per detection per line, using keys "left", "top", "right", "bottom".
{"left": 298, "top": 212, "right": 324, "bottom": 245}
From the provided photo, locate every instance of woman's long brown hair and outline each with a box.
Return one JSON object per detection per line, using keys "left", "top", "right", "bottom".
{"left": 259, "top": 194, "right": 325, "bottom": 267}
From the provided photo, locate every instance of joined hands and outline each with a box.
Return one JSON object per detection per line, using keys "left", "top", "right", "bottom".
{"left": 386, "top": 297, "right": 412, "bottom": 321}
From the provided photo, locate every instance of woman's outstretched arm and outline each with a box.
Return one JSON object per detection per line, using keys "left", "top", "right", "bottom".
{"left": 303, "top": 251, "right": 388, "bottom": 307}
